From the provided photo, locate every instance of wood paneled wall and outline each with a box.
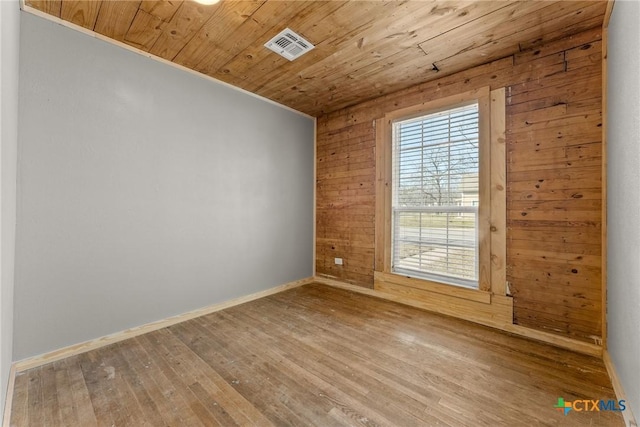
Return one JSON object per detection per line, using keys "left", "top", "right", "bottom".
{"left": 316, "top": 27, "right": 603, "bottom": 343}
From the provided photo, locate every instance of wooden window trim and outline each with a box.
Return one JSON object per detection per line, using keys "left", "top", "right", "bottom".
{"left": 375, "top": 87, "right": 506, "bottom": 301}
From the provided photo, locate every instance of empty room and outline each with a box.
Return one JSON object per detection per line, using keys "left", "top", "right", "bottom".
{"left": 1, "top": 0, "right": 639, "bottom": 425}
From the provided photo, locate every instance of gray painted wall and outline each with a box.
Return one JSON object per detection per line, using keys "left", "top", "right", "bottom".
{"left": 0, "top": 0, "right": 20, "bottom": 417}
{"left": 607, "top": 0, "right": 640, "bottom": 422}
{"left": 15, "top": 13, "right": 314, "bottom": 360}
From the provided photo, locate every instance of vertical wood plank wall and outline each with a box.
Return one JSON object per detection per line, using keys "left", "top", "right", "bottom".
{"left": 316, "top": 27, "right": 603, "bottom": 343}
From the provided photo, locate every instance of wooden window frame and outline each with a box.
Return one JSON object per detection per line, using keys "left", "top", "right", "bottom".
{"left": 375, "top": 87, "right": 506, "bottom": 302}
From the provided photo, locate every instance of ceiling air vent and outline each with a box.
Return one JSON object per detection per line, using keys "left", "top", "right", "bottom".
{"left": 264, "top": 28, "right": 315, "bottom": 61}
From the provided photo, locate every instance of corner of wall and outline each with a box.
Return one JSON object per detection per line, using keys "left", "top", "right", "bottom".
{"left": 604, "top": 350, "right": 639, "bottom": 427}
{"left": 606, "top": 0, "right": 640, "bottom": 423}
{"left": 0, "top": 0, "right": 21, "bottom": 422}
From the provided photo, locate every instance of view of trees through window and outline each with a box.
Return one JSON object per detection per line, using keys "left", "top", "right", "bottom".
{"left": 392, "top": 103, "right": 480, "bottom": 288}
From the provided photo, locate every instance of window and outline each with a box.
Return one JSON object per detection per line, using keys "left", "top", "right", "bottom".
{"left": 392, "top": 103, "right": 480, "bottom": 288}
{"left": 374, "top": 87, "right": 506, "bottom": 303}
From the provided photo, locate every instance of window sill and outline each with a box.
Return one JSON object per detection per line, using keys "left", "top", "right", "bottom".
{"left": 374, "top": 271, "right": 491, "bottom": 304}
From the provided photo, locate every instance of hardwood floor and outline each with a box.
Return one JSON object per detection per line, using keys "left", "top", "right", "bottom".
{"left": 9, "top": 283, "right": 623, "bottom": 426}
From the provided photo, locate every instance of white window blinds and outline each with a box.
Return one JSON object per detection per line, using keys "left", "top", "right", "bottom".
{"left": 392, "top": 103, "right": 480, "bottom": 288}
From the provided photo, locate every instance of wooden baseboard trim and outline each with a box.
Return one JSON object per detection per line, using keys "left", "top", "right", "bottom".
{"left": 314, "top": 276, "right": 377, "bottom": 295}
{"left": 604, "top": 350, "right": 638, "bottom": 427}
{"left": 314, "top": 276, "right": 602, "bottom": 357}
{"left": 14, "top": 277, "right": 315, "bottom": 372}
{"left": 2, "top": 363, "right": 17, "bottom": 427}
{"left": 500, "top": 323, "right": 602, "bottom": 358}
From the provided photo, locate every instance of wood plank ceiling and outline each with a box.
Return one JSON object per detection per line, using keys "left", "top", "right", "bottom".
{"left": 24, "top": 0, "right": 608, "bottom": 117}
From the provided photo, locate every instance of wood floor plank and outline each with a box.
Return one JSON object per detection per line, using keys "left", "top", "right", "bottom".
{"left": 105, "top": 341, "right": 166, "bottom": 427}
{"left": 78, "top": 351, "right": 127, "bottom": 427}
{"left": 147, "top": 327, "right": 273, "bottom": 426}
{"left": 64, "top": 358, "right": 98, "bottom": 427}
{"left": 96, "top": 344, "right": 150, "bottom": 427}
{"left": 51, "top": 360, "right": 79, "bottom": 425}
{"left": 10, "top": 283, "right": 624, "bottom": 427}
{"left": 132, "top": 333, "right": 211, "bottom": 427}
{"left": 26, "top": 367, "right": 44, "bottom": 427}
{"left": 175, "top": 316, "right": 332, "bottom": 426}
{"left": 211, "top": 310, "right": 416, "bottom": 426}
{"left": 9, "top": 372, "right": 29, "bottom": 427}
{"left": 245, "top": 296, "right": 513, "bottom": 426}
{"left": 40, "top": 363, "right": 62, "bottom": 426}
{"left": 123, "top": 336, "right": 201, "bottom": 426}
{"left": 217, "top": 307, "right": 455, "bottom": 426}
{"left": 294, "top": 286, "right": 612, "bottom": 394}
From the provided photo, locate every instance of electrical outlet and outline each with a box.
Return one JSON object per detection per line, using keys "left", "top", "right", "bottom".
{"left": 334, "top": 258, "right": 343, "bottom": 265}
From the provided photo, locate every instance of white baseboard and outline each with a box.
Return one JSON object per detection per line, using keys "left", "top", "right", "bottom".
{"left": 604, "top": 350, "right": 638, "bottom": 427}
{"left": 13, "top": 277, "right": 314, "bottom": 372}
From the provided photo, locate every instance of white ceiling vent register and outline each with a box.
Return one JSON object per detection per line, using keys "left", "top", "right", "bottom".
{"left": 264, "top": 28, "right": 315, "bottom": 61}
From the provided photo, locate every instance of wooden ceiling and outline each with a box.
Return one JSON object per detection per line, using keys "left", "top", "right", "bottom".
{"left": 24, "top": 0, "right": 607, "bottom": 117}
